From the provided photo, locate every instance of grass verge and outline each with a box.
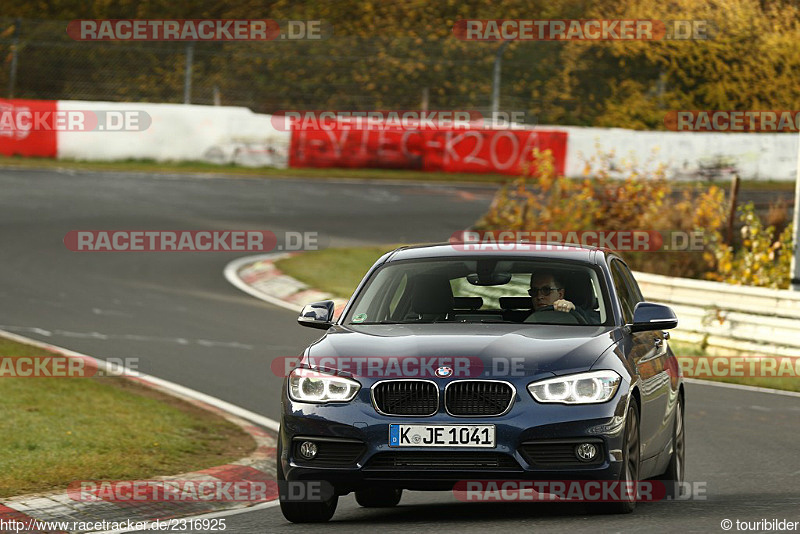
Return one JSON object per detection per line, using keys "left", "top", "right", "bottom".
{"left": 0, "top": 337, "right": 256, "bottom": 498}
{"left": 276, "top": 247, "right": 799, "bottom": 393}
{"left": 0, "top": 155, "right": 509, "bottom": 184}
{"left": 275, "top": 246, "right": 398, "bottom": 298}
{"left": 0, "top": 155, "right": 794, "bottom": 190}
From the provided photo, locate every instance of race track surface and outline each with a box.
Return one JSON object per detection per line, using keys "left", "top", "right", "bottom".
{"left": 1, "top": 167, "right": 798, "bottom": 534}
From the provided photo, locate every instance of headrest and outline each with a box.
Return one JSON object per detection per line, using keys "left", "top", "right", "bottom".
{"left": 499, "top": 296, "right": 533, "bottom": 310}
{"left": 453, "top": 296, "right": 483, "bottom": 310}
{"left": 562, "top": 271, "right": 596, "bottom": 309}
{"left": 412, "top": 275, "right": 454, "bottom": 315}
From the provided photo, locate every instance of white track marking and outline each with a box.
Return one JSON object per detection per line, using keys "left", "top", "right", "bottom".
{"left": 91, "top": 500, "right": 281, "bottom": 533}
{"left": 0, "top": 329, "right": 279, "bottom": 431}
{"left": 223, "top": 253, "right": 302, "bottom": 312}
{"left": 684, "top": 377, "right": 800, "bottom": 398}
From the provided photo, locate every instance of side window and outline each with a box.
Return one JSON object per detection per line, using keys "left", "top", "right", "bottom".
{"left": 610, "top": 260, "right": 635, "bottom": 324}
{"left": 619, "top": 261, "right": 646, "bottom": 323}
{"left": 619, "top": 263, "right": 644, "bottom": 303}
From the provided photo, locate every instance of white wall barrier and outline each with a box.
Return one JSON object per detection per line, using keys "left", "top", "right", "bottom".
{"left": 45, "top": 101, "right": 800, "bottom": 179}
{"left": 551, "top": 125, "right": 798, "bottom": 181}
{"left": 56, "top": 101, "right": 290, "bottom": 169}
{"left": 634, "top": 271, "right": 800, "bottom": 357}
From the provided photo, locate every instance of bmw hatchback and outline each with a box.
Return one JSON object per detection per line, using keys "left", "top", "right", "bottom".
{"left": 278, "top": 243, "right": 684, "bottom": 522}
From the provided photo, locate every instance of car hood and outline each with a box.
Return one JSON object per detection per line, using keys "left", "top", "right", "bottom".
{"left": 305, "top": 324, "right": 620, "bottom": 379}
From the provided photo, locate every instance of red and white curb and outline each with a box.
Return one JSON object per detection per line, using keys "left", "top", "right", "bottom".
{"left": 0, "top": 329, "right": 281, "bottom": 533}
{"left": 224, "top": 253, "right": 348, "bottom": 317}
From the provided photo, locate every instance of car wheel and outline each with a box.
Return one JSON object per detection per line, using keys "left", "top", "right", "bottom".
{"left": 592, "top": 398, "right": 640, "bottom": 514}
{"left": 655, "top": 394, "right": 685, "bottom": 498}
{"left": 277, "top": 434, "right": 339, "bottom": 523}
{"left": 280, "top": 494, "right": 339, "bottom": 523}
{"left": 355, "top": 488, "right": 403, "bottom": 508}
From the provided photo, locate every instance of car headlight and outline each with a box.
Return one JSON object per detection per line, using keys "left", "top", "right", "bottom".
{"left": 528, "top": 370, "right": 621, "bottom": 404}
{"left": 288, "top": 367, "right": 361, "bottom": 403}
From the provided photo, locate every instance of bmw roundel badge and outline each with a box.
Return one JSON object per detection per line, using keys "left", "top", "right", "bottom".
{"left": 435, "top": 366, "right": 453, "bottom": 378}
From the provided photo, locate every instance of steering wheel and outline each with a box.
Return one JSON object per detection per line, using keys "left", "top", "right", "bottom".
{"left": 525, "top": 305, "right": 587, "bottom": 325}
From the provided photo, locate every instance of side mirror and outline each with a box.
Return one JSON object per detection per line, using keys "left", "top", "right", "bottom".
{"left": 628, "top": 302, "right": 678, "bottom": 332}
{"left": 298, "top": 300, "right": 335, "bottom": 330}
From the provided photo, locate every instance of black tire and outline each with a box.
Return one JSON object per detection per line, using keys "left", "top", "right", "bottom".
{"left": 591, "top": 399, "right": 640, "bottom": 514}
{"left": 655, "top": 395, "right": 685, "bottom": 499}
{"left": 277, "top": 434, "right": 339, "bottom": 523}
{"left": 280, "top": 496, "right": 339, "bottom": 523}
{"left": 355, "top": 488, "right": 403, "bottom": 508}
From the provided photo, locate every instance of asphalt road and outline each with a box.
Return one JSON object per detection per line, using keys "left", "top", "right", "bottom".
{"left": 1, "top": 167, "right": 798, "bottom": 534}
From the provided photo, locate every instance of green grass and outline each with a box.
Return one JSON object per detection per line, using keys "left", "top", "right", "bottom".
{"left": 276, "top": 248, "right": 800, "bottom": 393}
{"left": 275, "top": 246, "right": 399, "bottom": 298}
{"left": 0, "top": 338, "right": 255, "bottom": 498}
{"left": 0, "top": 155, "right": 792, "bottom": 190}
{"left": 0, "top": 155, "right": 510, "bottom": 184}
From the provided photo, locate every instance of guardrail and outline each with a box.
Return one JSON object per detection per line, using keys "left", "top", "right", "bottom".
{"left": 634, "top": 271, "right": 800, "bottom": 356}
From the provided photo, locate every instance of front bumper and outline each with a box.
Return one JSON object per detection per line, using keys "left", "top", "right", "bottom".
{"left": 280, "top": 384, "right": 630, "bottom": 493}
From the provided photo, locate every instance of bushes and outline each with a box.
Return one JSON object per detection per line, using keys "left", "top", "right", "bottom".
{"left": 475, "top": 149, "right": 793, "bottom": 286}
{"left": 707, "top": 203, "right": 794, "bottom": 288}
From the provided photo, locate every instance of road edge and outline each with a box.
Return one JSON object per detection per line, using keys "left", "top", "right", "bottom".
{"left": 0, "top": 328, "right": 282, "bottom": 532}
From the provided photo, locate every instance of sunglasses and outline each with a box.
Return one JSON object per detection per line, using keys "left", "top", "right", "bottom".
{"left": 528, "top": 286, "right": 562, "bottom": 297}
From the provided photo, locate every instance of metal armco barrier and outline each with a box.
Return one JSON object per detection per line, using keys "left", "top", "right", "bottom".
{"left": 634, "top": 271, "right": 800, "bottom": 357}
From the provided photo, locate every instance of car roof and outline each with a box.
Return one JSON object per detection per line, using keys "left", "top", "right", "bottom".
{"left": 384, "top": 242, "right": 604, "bottom": 264}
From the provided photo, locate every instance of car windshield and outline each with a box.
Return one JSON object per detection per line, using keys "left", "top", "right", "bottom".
{"left": 345, "top": 258, "right": 610, "bottom": 326}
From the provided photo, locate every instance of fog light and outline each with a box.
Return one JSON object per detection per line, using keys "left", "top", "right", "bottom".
{"left": 575, "top": 443, "right": 597, "bottom": 462}
{"left": 299, "top": 441, "right": 318, "bottom": 459}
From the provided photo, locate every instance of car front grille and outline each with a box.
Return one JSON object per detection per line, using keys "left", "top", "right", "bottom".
{"left": 445, "top": 381, "right": 514, "bottom": 416}
{"left": 365, "top": 452, "right": 521, "bottom": 470}
{"left": 519, "top": 439, "right": 605, "bottom": 468}
{"left": 372, "top": 380, "right": 438, "bottom": 416}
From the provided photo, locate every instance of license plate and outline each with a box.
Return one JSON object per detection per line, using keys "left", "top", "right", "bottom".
{"left": 389, "top": 424, "right": 495, "bottom": 448}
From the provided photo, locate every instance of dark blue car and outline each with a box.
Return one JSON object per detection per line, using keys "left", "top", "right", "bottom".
{"left": 279, "top": 243, "right": 684, "bottom": 522}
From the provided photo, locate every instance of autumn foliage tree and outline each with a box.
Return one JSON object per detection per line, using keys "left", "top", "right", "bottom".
{"left": 2, "top": 0, "right": 800, "bottom": 120}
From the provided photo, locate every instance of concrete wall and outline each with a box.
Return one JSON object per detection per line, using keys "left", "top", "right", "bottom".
{"left": 57, "top": 101, "right": 290, "bottom": 168}
{"left": 551, "top": 125, "right": 798, "bottom": 181}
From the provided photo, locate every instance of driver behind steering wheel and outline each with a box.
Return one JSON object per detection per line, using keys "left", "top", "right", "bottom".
{"left": 526, "top": 271, "right": 598, "bottom": 324}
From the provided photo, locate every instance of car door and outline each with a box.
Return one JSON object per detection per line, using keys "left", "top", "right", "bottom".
{"left": 610, "top": 259, "right": 670, "bottom": 461}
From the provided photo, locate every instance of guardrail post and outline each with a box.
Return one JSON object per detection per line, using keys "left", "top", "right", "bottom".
{"left": 491, "top": 41, "right": 511, "bottom": 117}
{"left": 792, "top": 133, "right": 800, "bottom": 290}
{"left": 183, "top": 42, "right": 194, "bottom": 104}
{"left": 726, "top": 174, "right": 740, "bottom": 245}
{"left": 7, "top": 19, "right": 20, "bottom": 98}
